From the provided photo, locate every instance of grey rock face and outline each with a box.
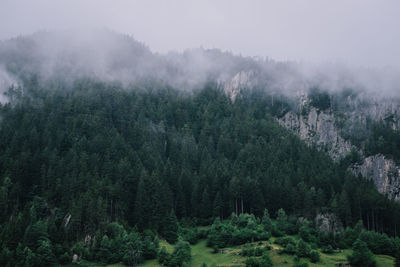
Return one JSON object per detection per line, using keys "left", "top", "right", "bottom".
{"left": 351, "top": 154, "right": 400, "bottom": 200}
{"left": 279, "top": 108, "right": 352, "bottom": 160}
{"left": 279, "top": 92, "right": 400, "bottom": 200}
{"left": 315, "top": 213, "right": 343, "bottom": 233}
{"left": 223, "top": 71, "right": 255, "bottom": 102}
{"left": 223, "top": 71, "right": 400, "bottom": 200}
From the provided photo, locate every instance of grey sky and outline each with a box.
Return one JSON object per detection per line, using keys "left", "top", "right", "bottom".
{"left": 1, "top": 0, "right": 400, "bottom": 68}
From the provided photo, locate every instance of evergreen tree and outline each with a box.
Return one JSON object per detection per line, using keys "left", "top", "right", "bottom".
{"left": 160, "top": 210, "right": 178, "bottom": 244}
{"left": 262, "top": 209, "right": 272, "bottom": 232}
{"left": 213, "top": 191, "right": 223, "bottom": 219}
{"left": 35, "top": 240, "right": 55, "bottom": 266}
{"left": 347, "top": 239, "right": 376, "bottom": 267}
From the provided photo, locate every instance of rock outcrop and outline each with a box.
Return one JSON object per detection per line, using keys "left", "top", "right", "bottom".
{"left": 279, "top": 92, "right": 400, "bottom": 200}
{"left": 351, "top": 154, "right": 400, "bottom": 200}
{"left": 223, "top": 71, "right": 255, "bottom": 102}
{"left": 279, "top": 108, "right": 352, "bottom": 160}
{"left": 223, "top": 71, "right": 400, "bottom": 200}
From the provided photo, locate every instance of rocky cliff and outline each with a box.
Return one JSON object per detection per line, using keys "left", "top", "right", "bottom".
{"left": 224, "top": 71, "right": 400, "bottom": 200}
{"left": 278, "top": 90, "right": 400, "bottom": 200}
{"left": 278, "top": 107, "right": 352, "bottom": 160}
{"left": 350, "top": 154, "right": 400, "bottom": 199}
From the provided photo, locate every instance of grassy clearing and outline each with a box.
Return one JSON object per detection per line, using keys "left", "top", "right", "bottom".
{"left": 190, "top": 240, "right": 244, "bottom": 266}
{"left": 63, "top": 238, "right": 395, "bottom": 267}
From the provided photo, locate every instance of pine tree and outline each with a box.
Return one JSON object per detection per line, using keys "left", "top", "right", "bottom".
{"left": 213, "top": 191, "right": 223, "bottom": 219}
{"left": 160, "top": 210, "right": 178, "bottom": 244}
{"left": 36, "top": 239, "right": 56, "bottom": 266}
{"left": 200, "top": 187, "right": 212, "bottom": 219}
{"left": 276, "top": 208, "right": 288, "bottom": 233}
{"left": 262, "top": 209, "right": 272, "bottom": 232}
{"left": 347, "top": 239, "right": 376, "bottom": 267}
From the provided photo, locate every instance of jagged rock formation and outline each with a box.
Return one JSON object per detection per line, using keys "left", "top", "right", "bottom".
{"left": 223, "top": 70, "right": 255, "bottom": 101}
{"left": 224, "top": 71, "right": 400, "bottom": 200}
{"left": 278, "top": 108, "right": 352, "bottom": 160}
{"left": 350, "top": 154, "right": 400, "bottom": 199}
{"left": 279, "top": 91, "right": 400, "bottom": 200}
{"left": 315, "top": 213, "right": 343, "bottom": 233}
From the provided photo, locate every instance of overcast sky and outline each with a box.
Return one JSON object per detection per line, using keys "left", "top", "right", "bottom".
{"left": 1, "top": 0, "right": 399, "bottom": 68}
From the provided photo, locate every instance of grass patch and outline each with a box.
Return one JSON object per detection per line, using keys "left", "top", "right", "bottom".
{"left": 63, "top": 237, "right": 395, "bottom": 267}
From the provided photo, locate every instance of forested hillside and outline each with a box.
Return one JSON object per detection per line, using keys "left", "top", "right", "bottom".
{"left": 1, "top": 79, "right": 400, "bottom": 266}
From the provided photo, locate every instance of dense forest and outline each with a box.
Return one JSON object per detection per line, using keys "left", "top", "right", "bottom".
{"left": 0, "top": 78, "right": 400, "bottom": 266}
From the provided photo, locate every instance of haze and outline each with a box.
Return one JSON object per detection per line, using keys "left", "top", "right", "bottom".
{"left": 1, "top": 0, "right": 400, "bottom": 68}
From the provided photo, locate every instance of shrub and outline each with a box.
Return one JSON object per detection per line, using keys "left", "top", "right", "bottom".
{"left": 347, "top": 239, "right": 376, "bottom": 267}
{"left": 59, "top": 252, "right": 70, "bottom": 264}
{"left": 245, "top": 254, "right": 273, "bottom": 267}
{"left": 309, "top": 250, "right": 320, "bottom": 263}
{"left": 274, "top": 237, "right": 296, "bottom": 247}
{"left": 296, "top": 239, "right": 311, "bottom": 258}
{"left": 284, "top": 243, "right": 296, "bottom": 255}
{"left": 322, "top": 245, "right": 334, "bottom": 254}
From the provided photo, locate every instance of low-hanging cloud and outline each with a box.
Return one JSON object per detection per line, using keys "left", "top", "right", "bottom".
{"left": 0, "top": 29, "right": 399, "bottom": 103}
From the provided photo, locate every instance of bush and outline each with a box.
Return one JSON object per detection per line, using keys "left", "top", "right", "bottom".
{"left": 158, "top": 246, "right": 169, "bottom": 266}
{"left": 322, "top": 245, "right": 334, "bottom": 254}
{"left": 245, "top": 257, "right": 260, "bottom": 267}
{"left": 347, "top": 239, "right": 376, "bottom": 267}
{"left": 274, "top": 237, "right": 296, "bottom": 247}
{"left": 359, "top": 230, "right": 396, "bottom": 256}
{"left": 296, "top": 239, "right": 311, "bottom": 258}
{"left": 309, "top": 250, "right": 320, "bottom": 263}
{"left": 179, "top": 227, "right": 200, "bottom": 245}
{"left": 245, "top": 254, "right": 273, "bottom": 267}
{"left": 241, "top": 246, "right": 264, "bottom": 257}
{"left": 284, "top": 243, "right": 296, "bottom": 255}
{"left": 58, "top": 252, "right": 70, "bottom": 264}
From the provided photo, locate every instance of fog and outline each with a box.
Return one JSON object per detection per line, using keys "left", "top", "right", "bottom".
{"left": 1, "top": 0, "right": 400, "bottom": 68}
{"left": 0, "top": 1, "right": 400, "bottom": 101}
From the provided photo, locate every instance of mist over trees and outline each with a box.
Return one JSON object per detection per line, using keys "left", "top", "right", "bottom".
{"left": 0, "top": 30, "right": 400, "bottom": 266}
{"left": 1, "top": 29, "right": 400, "bottom": 103}
{"left": 1, "top": 78, "right": 400, "bottom": 265}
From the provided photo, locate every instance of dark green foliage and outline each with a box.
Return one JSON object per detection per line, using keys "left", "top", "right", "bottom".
{"left": 309, "top": 250, "right": 320, "bottom": 263}
{"left": 309, "top": 87, "right": 331, "bottom": 111}
{"left": 0, "top": 80, "right": 399, "bottom": 264}
{"left": 241, "top": 246, "right": 264, "bottom": 257}
{"left": 296, "top": 239, "right": 311, "bottom": 258}
{"left": 298, "top": 220, "right": 318, "bottom": 244}
{"left": 179, "top": 227, "right": 200, "bottom": 245}
{"left": 365, "top": 120, "right": 400, "bottom": 161}
{"left": 395, "top": 250, "right": 400, "bottom": 267}
{"left": 359, "top": 230, "right": 396, "bottom": 256}
{"left": 59, "top": 252, "right": 70, "bottom": 264}
{"left": 160, "top": 210, "right": 179, "bottom": 244}
{"left": 283, "top": 243, "right": 296, "bottom": 255}
{"left": 321, "top": 245, "right": 334, "bottom": 254}
{"left": 35, "top": 240, "right": 56, "bottom": 266}
{"left": 160, "top": 240, "right": 191, "bottom": 267}
{"left": 207, "top": 214, "right": 270, "bottom": 248}
{"left": 347, "top": 239, "right": 376, "bottom": 267}
{"left": 274, "top": 236, "right": 296, "bottom": 248}
{"left": 245, "top": 254, "right": 273, "bottom": 267}
{"left": 158, "top": 246, "right": 169, "bottom": 266}
{"left": 262, "top": 209, "right": 272, "bottom": 232}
